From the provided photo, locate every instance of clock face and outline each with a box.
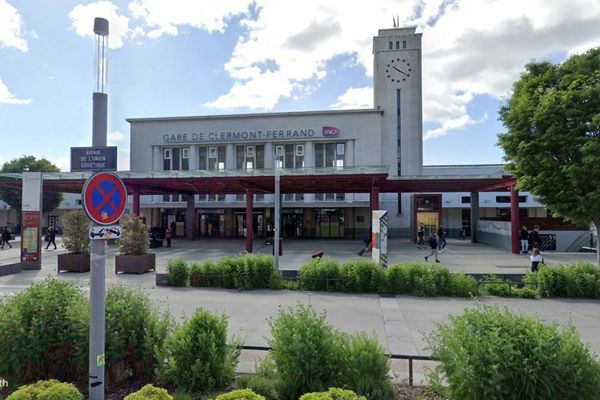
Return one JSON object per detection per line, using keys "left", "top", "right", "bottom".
{"left": 385, "top": 57, "right": 413, "bottom": 84}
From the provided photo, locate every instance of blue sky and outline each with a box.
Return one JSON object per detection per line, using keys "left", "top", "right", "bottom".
{"left": 1, "top": 0, "right": 600, "bottom": 171}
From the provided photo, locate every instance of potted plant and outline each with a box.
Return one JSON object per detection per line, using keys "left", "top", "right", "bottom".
{"left": 57, "top": 210, "right": 90, "bottom": 273}
{"left": 115, "top": 215, "right": 155, "bottom": 274}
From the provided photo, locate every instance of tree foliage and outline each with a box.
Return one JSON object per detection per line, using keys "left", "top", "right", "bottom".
{"left": 0, "top": 155, "right": 63, "bottom": 213}
{"left": 498, "top": 47, "right": 600, "bottom": 263}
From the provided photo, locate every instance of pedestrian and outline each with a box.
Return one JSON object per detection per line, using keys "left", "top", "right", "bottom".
{"left": 424, "top": 233, "right": 440, "bottom": 263}
{"left": 45, "top": 227, "right": 57, "bottom": 250}
{"left": 207, "top": 222, "right": 213, "bottom": 239}
{"left": 437, "top": 224, "right": 447, "bottom": 251}
{"left": 170, "top": 221, "right": 176, "bottom": 238}
{"left": 165, "top": 226, "right": 172, "bottom": 248}
{"left": 520, "top": 225, "right": 529, "bottom": 254}
{"left": 530, "top": 225, "right": 540, "bottom": 248}
{"left": 1, "top": 226, "right": 12, "bottom": 249}
{"left": 417, "top": 222, "right": 425, "bottom": 247}
{"left": 530, "top": 248, "right": 544, "bottom": 272}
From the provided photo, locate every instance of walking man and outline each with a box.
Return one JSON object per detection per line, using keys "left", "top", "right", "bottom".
{"left": 425, "top": 233, "right": 440, "bottom": 263}
{"left": 520, "top": 225, "right": 529, "bottom": 254}
{"left": 530, "top": 225, "right": 540, "bottom": 248}
{"left": 437, "top": 224, "right": 447, "bottom": 251}
{"left": 45, "top": 227, "right": 57, "bottom": 250}
{"left": 165, "top": 226, "right": 173, "bottom": 248}
{"left": 1, "top": 226, "right": 12, "bottom": 249}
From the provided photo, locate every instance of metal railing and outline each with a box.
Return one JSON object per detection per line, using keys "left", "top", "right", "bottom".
{"left": 240, "top": 345, "right": 435, "bottom": 386}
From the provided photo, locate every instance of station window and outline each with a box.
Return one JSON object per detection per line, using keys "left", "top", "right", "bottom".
{"left": 276, "top": 143, "right": 305, "bottom": 169}
{"left": 402, "top": 40, "right": 407, "bottom": 49}
{"left": 389, "top": 41, "right": 393, "bottom": 49}
{"left": 315, "top": 142, "right": 344, "bottom": 168}
{"left": 461, "top": 196, "right": 471, "bottom": 204}
{"left": 236, "top": 145, "right": 264, "bottom": 170}
{"left": 162, "top": 147, "right": 189, "bottom": 171}
{"left": 199, "top": 146, "right": 226, "bottom": 170}
{"left": 396, "top": 41, "right": 400, "bottom": 49}
{"left": 496, "top": 195, "right": 527, "bottom": 203}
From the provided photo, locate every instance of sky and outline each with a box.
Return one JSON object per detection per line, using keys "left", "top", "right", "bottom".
{"left": 1, "top": 0, "right": 600, "bottom": 171}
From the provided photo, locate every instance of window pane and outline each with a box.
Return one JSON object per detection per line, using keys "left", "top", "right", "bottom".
{"left": 182, "top": 158, "right": 189, "bottom": 170}
{"left": 256, "top": 145, "right": 264, "bottom": 169}
{"left": 218, "top": 146, "right": 226, "bottom": 164}
{"left": 295, "top": 155, "right": 304, "bottom": 168}
{"left": 172, "top": 148, "right": 180, "bottom": 170}
{"left": 315, "top": 144, "right": 324, "bottom": 167}
{"left": 199, "top": 147, "right": 207, "bottom": 170}
{"left": 325, "top": 143, "right": 335, "bottom": 167}
{"left": 285, "top": 144, "right": 294, "bottom": 168}
{"left": 236, "top": 146, "right": 244, "bottom": 169}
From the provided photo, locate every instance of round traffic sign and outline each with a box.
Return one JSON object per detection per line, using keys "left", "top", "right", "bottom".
{"left": 82, "top": 172, "right": 127, "bottom": 225}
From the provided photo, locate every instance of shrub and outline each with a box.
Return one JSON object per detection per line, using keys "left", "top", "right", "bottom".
{"left": 124, "top": 384, "right": 173, "bottom": 400}
{"left": 159, "top": 308, "right": 241, "bottom": 392}
{"left": 447, "top": 273, "right": 477, "bottom": 297}
{"left": 119, "top": 215, "right": 150, "bottom": 255}
{"left": 7, "top": 379, "right": 83, "bottom": 400}
{"left": 0, "top": 279, "right": 88, "bottom": 383}
{"left": 525, "top": 262, "right": 600, "bottom": 298}
{"left": 427, "top": 305, "right": 600, "bottom": 400}
{"left": 61, "top": 210, "right": 89, "bottom": 254}
{"left": 479, "top": 275, "right": 512, "bottom": 297}
{"left": 167, "top": 258, "right": 190, "bottom": 287}
{"left": 298, "top": 258, "right": 342, "bottom": 291}
{"left": 190, "top": 260, "right": 222, "bottom": 287}
{"left": 300, "top": 388, "right": 366, "bottom": 400}
{"left": 216, "top": 389, "right": 266, "bottom": 400}
{"left": 340, "top": 260, "right": 385, "bottom": 293}
{"left": 218, "top": 255, "right": 280, "bottom": 290}
{"left": 342, "top": 333, "right": 394, "bottom": 400}
{"left": 385, "top": 262, "right": 452, "bottom": 296}
{"left": 269, "top": 305, "right": 345, "bottom": 400}
{"left": 105, "top": 286, "right": 173, "bottom": 385}
{"left": 237, "top": 356, "right": 278, "bottom": 400}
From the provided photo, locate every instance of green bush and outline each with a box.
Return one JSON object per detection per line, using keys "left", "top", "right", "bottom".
{"left": 447, "top": 273, "right": 477, "bottom": 297}
{"left": 385, "top": 262, "right": 453, "bottom": 296}
{"left": 7, "top": 379, "right": 83, "bottom": 400}
{"left": 124, "top": 384, "right": 173, "bottom": 400}
{"left": 159, "top": 308, "right": 241, "bottom": 392}
{"left": 167, "top": 258, "right": 190, "bottom": 287}
{"left": 427, "top": 305, "right": 600, "bottom": 400}
{"left": 300, "top": 388, "right": 366, "bottom": 400}
{"left": 237, "top": 356, "right": 278, "bottom": 400}
{"left": 0, "top": 279, "right": 88, "bottom": 383}
{"left": 105, "top": 286, "right": 173, "bottom": 385}
{"left": 298, "top": 258, "right": 342, "bottom": 291}
{"left": 479, "top": 275, "right": 513, "bottom": 297}
{"left": 269, "top": 305, "right": 346, "bottom": 400}
{"left": 216, "top": 389, "right": 266, "bottom": 400}
{"left": 61, "top": 210, "right": 90, "bottom": 254}
{"left": 340, "top": 260, "right": 385, "bottom": 293}
{"left": 342, "top": 333, "right": 393, "bottom": 400}
{"left": 218, "top": 255, "right": 280, "bottom": 290}
{"left": 119, "top": 215, "right": 150, "bottom": 255}
{"left": 525, "top": 262, "right": 600, "bottom": 298}
{"left": 190, "top": 260, "right": 222, "bottom": 287}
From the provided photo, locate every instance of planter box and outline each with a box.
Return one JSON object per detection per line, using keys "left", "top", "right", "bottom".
{"left": 115, "top": 253, "right": 156, "bottom": 274}
{"left": 57, "top": 253, "right": 90, "bottom": 273}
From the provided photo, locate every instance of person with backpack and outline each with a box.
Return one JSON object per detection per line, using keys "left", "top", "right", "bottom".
{"left": 1, "top": 226, "right": 12, "bottom": 249}
{"left": 45, "top": 227, "right": 57, "bottom": 250}
{"left": 424, "top": 233, "right": 440, "bottom": 263}
{"left": 530, "top": 248, "right": 544, "bottom": 272}
{"left": 417, "top": 222, "right": 425, "bottom": 247}
{"left": 437, "top": 224, "right": 447, "bottom": 251}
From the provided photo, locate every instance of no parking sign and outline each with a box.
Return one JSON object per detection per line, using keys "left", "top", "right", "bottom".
{"left": 82, "top": 172, "right": 127, "bottom": 225}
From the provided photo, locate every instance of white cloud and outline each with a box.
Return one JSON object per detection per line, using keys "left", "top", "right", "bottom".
{"left": 0, "top": 0, "right": 28, "bottom": 51}
{"left": 108, "top": 130, "right": 125, "bottom": 143}
{"left": 51, "top": 156, "right": 71, "bottom": 172}
{"left": 128, "top": 0, "right": 600, "bottom": 139}
{"left": 68, "top": 1, "right": 131, "bottom": 49}
{"left": 332, "top": 87, "right": 373, "bottom": 109}
{"left": 0, "top": 76, "right": 31, "bottom": 105}
{"left": 128, "top": 0, "right": 251, "bottom": 38}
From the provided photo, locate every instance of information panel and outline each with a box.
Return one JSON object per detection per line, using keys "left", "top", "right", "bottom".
{"left": 371, "top": 210, "right": 389, "bottom": 268}
{"left": 71, "top": 146, "right": 117, "bottom": 171}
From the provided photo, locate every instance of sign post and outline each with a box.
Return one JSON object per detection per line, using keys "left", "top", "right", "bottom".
{"left": 20, "top": 172, "right": 42, "bottom": 270}
{"left": 372, "top": 210, "right": 389, "bottom": 268}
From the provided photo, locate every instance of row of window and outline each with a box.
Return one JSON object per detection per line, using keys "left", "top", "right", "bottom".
{"left": 162, "top": 143, "right": 345, "bottom": 171}
{"left": 161, "top": 193, "right": 345, "bottom": 203}
{"left": 461, "top": 196, "right": 528, "bottom": 204}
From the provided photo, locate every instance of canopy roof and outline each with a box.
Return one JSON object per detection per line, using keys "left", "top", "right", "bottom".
{"left": 0, "top": 166, "right": 516, "bottom": 195}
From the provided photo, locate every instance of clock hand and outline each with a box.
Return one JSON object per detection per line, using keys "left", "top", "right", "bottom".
{"left": 392, "top": 66, "right": 409, "bottom": 76}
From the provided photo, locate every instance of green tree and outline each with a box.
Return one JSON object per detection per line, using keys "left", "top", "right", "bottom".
{"left": 498, "top": 48, "right": 600, "bottom": 265}
{"left": 0, "top": 155, "right": 63, "bottom": 214}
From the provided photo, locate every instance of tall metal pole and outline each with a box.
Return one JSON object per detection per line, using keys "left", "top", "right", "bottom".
{"left": 89, "top": 17, "right": 108, "bottom": 400}
{"left": 274, "top": 156, "right": 280, "bottom": 269}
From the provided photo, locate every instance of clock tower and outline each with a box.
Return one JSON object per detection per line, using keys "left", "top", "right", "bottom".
{"left": 373, "top": 27, "right": 423, "bottom": 177}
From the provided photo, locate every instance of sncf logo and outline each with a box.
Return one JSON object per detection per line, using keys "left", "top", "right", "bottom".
{"left": 322, "top": 126, "right": 340, "bottom": 137}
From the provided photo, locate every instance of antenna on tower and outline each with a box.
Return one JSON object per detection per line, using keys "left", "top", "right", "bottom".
{"left": 392, "top": 16, "right": 397, "bottom": 28}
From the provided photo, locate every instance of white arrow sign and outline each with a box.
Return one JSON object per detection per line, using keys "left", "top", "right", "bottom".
{"left": 89, "top": 225, "right": 122, "bottom": 240}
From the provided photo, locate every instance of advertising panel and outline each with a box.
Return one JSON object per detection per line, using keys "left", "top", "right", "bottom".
{"left": 371, "top": 210, "right": 389, "bottom": 268}
{"left": 20, "top": 172, "right": 42, "bottom": 267}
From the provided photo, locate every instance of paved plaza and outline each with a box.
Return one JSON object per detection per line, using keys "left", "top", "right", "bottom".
{"left": 1, "top": 236, "right": 598, "bottom": 383}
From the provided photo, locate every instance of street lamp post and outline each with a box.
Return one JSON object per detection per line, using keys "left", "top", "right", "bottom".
{"left": 274, "top": 156, "right": 281, "bottom": 269}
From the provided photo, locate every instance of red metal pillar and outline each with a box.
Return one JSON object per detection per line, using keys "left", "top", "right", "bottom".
{"left": 371, "top": 184, "right": 380, "bottom": 211}
{"left": 132, "top": 187, "right": 140, "bottom": 216}
{"left": 510, "top": 185, "right": 520, "bottom": 254}
{"left": 246, "top": 188, "right": 253, "bottom": 253}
